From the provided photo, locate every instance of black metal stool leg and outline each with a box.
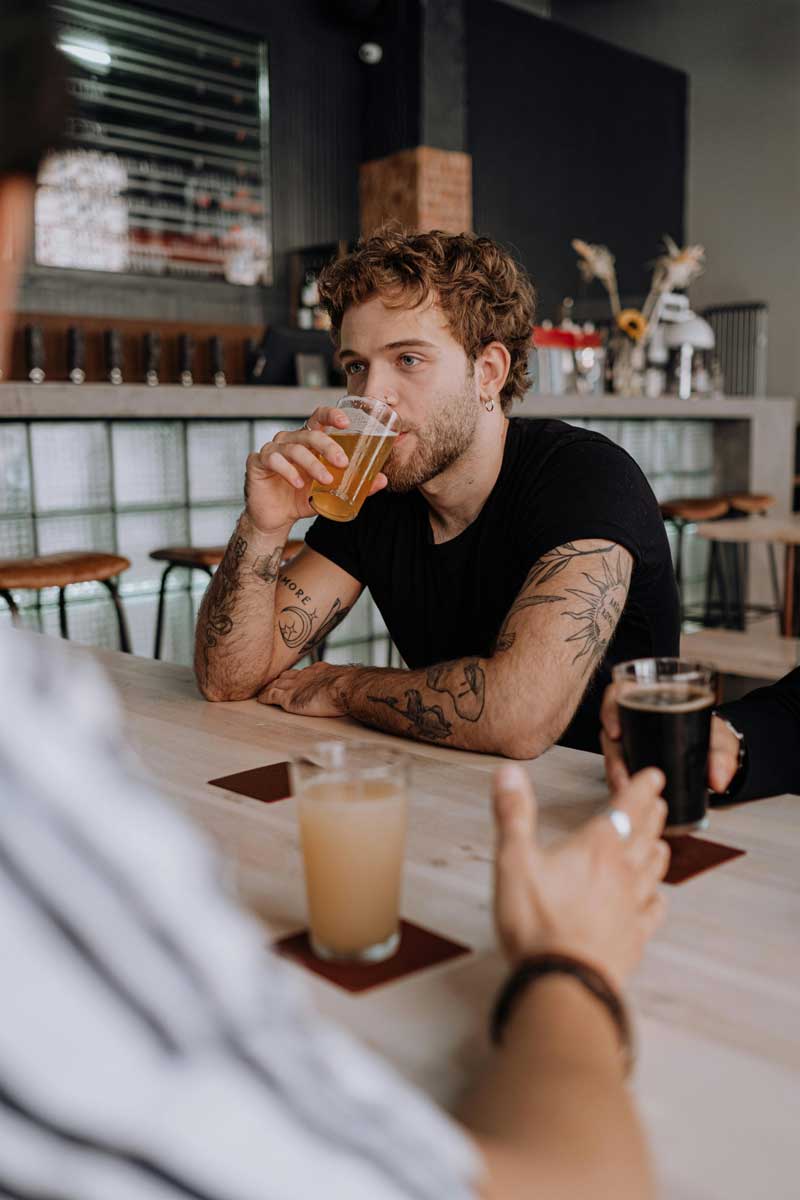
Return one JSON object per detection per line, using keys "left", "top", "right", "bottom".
{"left": 153, "top": 563, "right": 177, "bottom": 659}
{"left": 767, "top": 543, "right": 782, "bottom": 635}
{"left": 673, "top": 520, "right": 685, "bottom": 616}
{"left": 58, "top": 587, "right": 69, "bottom": 640}
{"left": 0, "top": 589, "right": 21, "bottom": 627}
{"left": 715, "top": 543, "right": 733, "bottom": 628}
{"left": 102, "top": 578, "right": 131, "bottom": 653}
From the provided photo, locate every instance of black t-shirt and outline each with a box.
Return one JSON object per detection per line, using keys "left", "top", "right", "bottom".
{"left": 305, "top": 418, "right": 680, "bottom": 752}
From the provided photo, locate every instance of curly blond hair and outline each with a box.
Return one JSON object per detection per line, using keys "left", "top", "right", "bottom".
{"left": 317, "top": 227, "right": 536, "bottom": 413}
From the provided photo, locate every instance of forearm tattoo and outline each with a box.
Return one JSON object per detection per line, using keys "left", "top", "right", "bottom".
{"left": 426, "top": 657, "right": 486, "bottom": 721}
{"left": 278, "top": 594, "right": 352, "bottom": 655}
{"left": 494, "top": 542, "right": 631, "bottom": 675}
{"left": 366, "top": 689, "right": 454, "bottom": 741}
{"left": 204, "top": 535, "right": 246, "bottom": 651}
{"left": 251, "top": 545, "right": 283, "bottom": 584}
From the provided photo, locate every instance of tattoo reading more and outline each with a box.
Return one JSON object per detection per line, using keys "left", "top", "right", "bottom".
{"left": 367, "top": 689, "right": 453, "bottom": 741}
{"left": 426, "top": 657, "right": 486, "bottom": 721}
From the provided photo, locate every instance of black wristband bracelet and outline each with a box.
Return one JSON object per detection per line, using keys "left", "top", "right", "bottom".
{"left": 490, "top": 953, "right": 634, "bottom": 1077}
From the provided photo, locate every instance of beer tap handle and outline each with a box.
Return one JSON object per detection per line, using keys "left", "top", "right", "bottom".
{"left": 178, "top": 333, "right": 194, "bottom": 387}
{"left": 143, "top": 331, "right": 160, "bottom": 387}
{"left": 245, "top": 335, "right": 267, "bottom": 383}
{"left": 67, "top": 326, "right": 85, "bottom": 385}
{"left": 25, "top": 325, "right": 45, "bottom": 384}
{"left": 209, "top": 335, "right": 226, "bottom": 387}
{"left": 104, "top": 329, "right": 123, "bottom": 385}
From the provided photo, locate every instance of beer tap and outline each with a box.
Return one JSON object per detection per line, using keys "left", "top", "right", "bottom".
{"left": 178, "top": 333, "right": 194, "bottom": 387}
{"left": 209, "top": 335, "right": 226, "bottom": 387}
{"left": 25, "top": 325, "right": 45, "bottom": 384}
{"left": 67, "top": 326, "right": 85, "bottom": 385}
{"left": 104, "top": 329, "right": 123, "bottom": 385}
{"left": 143, "top": 331, "right": 160, "bottom": 387}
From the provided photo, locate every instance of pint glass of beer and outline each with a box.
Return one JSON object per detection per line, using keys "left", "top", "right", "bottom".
{"left": 292, "top": 741, "right": 409, "bottom": 963}
{"left": 309, "top": 395, "right": 399, "bottom": 522}
{"left": 613, "top": 658, "right": 718, "bottom": 833}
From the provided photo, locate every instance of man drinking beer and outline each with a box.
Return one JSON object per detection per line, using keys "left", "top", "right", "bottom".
{"left": 195, "top": 229, "right": 679, "bottom": 756}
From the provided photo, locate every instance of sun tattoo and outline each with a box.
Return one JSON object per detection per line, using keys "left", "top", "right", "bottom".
{"left": 563, "top": 552, "right": 629, "bottom": 672}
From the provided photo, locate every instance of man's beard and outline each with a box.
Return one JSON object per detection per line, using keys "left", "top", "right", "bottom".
{"left": 383, "top": 373, "right": 480, "bottom": 493}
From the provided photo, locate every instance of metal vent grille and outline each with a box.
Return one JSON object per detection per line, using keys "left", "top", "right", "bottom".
{"left": 701, "top": 303, "right": 768, "bottom": 396}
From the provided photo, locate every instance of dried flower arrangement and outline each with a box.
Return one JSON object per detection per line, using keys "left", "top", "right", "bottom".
{"left": 571, "top": 235, "right": 706, "bottom": 392}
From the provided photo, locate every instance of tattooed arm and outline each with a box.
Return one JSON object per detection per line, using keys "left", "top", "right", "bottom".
{"left": 261, "top": 540, "right": 633, "bottom": 758}
{"left": 194, "top": 514, "right": 362, "bottom": 702}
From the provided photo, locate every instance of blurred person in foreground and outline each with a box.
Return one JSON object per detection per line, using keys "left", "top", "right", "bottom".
{"left": 601, "top": 670, "right": 800, "bottom": 801}
{"left": 195, "top": 241, "right": 679, "bottom": 760}
{"left": 0, "top": 4, "right": 669, "bottom": 1197}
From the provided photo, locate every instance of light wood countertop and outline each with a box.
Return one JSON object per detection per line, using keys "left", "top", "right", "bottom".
{"left": 19, "top": 631, "right": 800, "bottom": 1200}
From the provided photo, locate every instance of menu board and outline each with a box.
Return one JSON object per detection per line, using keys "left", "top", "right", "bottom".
{"left": 36, "top": 0, "right": 271, "bottom": 285}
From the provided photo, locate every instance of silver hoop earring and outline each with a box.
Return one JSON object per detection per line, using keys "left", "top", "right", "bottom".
{"left": 484, "top": 398, "right": 495, "bottom": 413}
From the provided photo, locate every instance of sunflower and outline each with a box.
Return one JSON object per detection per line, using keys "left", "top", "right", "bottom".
{"left": 616, "top": 308, "right": 647, "bottom": 342}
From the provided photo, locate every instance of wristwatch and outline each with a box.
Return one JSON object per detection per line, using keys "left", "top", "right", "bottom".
{"left": 711, "top": 712, "right": 747, "bottom": 797}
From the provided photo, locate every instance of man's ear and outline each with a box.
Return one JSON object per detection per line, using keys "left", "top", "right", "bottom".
{"left": 476, "top": 341, "right": 511, "bottom": 407}
{"left": 0, "top": 176, "right": 34, "bottom": 378}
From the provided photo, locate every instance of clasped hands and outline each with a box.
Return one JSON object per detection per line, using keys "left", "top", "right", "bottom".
{"left": 258, "top": 661, "right": 355, "bottom": 717}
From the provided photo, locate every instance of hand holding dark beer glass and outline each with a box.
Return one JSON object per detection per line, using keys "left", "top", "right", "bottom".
{"left": 611, "top": 659, "right": 718, "bottom": 834}
{"left": 244, "top": 400, "right": 390, "bottom": 534}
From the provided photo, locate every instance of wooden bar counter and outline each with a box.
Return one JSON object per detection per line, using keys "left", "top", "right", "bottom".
{"left": 19, "top": 631, "right": 800, "bottom": 1200}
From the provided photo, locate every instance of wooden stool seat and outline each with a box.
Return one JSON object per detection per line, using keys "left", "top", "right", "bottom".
{"left": 726, "top": 492, "right": 776, "bottom": 515}
{"left": 150, "top": 545, "right": 226, "bottom": 569}
{"left": 660, "top": 497, "right": 730, "bottom": 523}
{"left": 0, "top": 551, "right": 131, "bottom": 651}
{"left": 695, "top": 517, "right": 800, "bottom": 544}
{"left": 0, "top": 551, "right": 131, "bottom": 590}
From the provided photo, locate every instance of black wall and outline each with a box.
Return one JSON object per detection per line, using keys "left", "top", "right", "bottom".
{"left": 467, "top": 1, "right": 687, "bottom": 322}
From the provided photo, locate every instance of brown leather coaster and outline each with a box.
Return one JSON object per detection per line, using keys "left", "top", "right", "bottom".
{"left": 208, "top": 761, "right": 292, "bottom": 804}
{"left": 663, "top": 834, "right": 746, "bottom": 885}
{"left": 273, "top": 920, "right": 471, "bottom": 992}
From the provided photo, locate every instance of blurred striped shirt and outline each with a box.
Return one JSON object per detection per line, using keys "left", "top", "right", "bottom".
{"left": 0, "top": 629, "right": 478, "bottom": 1200}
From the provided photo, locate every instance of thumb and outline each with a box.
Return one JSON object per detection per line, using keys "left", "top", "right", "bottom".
{"left": 492, "top": 764, "right": 538, "bottom": 845}
{"left": 708, "top": 745, "right": 737, "bottom": 793}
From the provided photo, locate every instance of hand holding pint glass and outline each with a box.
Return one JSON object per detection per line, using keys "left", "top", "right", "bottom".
{"left": 611, "top": 659, "right": 718, "bottom": 833}
{"left": 309, "top": 396, "right": 399, "bottom": 522}
{"left": 292, "top": 742, "right": 409, "bottom": 963}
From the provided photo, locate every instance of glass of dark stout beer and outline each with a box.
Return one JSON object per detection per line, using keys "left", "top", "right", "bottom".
{"left": 613, "top": 658, "right": 718, "bottom": 833}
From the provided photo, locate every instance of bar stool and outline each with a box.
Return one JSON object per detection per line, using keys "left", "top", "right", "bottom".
{"left": 659, "top": 496, "right": 730, "bottom": 619}
{"left": 150, "top": 539, "right": 305, "bottom": 660}
{"left": 695, "top": 512, "right": 790, "bottom": 634}
{"left": 0, "top": 551, "right": 132, "bottom": 651}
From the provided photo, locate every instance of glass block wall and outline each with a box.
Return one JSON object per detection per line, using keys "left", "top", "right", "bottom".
{"left": 0, "top": 417, "right": 714, "bottom": 661}
{"left": 0, "top": 417, "right": 395, "bottom": 666}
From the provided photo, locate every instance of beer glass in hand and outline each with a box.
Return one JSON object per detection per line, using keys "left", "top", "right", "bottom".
{"left": 613, "top": 658, "right": 718, "bottom": 833}
{"left": 309, "top": 396, "right": 399, "bottom": 522}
